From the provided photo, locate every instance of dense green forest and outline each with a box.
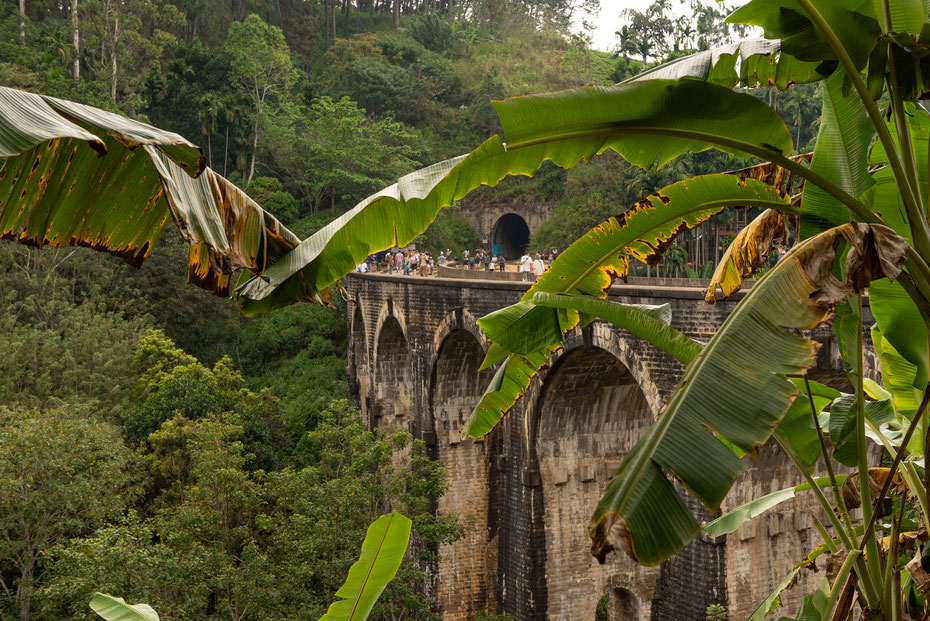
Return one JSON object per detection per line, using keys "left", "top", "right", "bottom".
{"left": 0, "top": 0, "right": 824, "bottom": 618}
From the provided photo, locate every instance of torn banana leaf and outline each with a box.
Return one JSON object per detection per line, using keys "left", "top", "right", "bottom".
{"left": 590, "top": 223, "right": 908, "bottom": 566}
{"left": 236, "top": 78, "right": 794, "bottom": 314}
{"left": 626, "top": 38, "right": 829, "bottom": 89}
{"left": 462, "top": 174, "right": 792, "bottom": 438}
{"left": 0, "top": 86, "right": 298, "bottom": 297}
{"left": 727, "top": 0, "right": 881, "bottom": 72}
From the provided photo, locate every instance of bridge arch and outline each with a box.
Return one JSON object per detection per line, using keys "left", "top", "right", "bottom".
{"left": 531, "top": 335, "right": 659, "bottom": 619}
{"left": 349, "top": 302, "right": 369, "bottom": 413}
{"left": 372, "top": 307, "right": 413, "bottom": 432}
{"left": 491, "top": 213, "right": 530, "bottom": 260}
{"left": 428, "top": 327, "right": 496, "bottom": 619}
{"left": 430, "top": 308, "right": 487, "bottom": 367}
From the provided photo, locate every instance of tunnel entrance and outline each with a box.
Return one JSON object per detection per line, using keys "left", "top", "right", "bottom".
{"left": 491, "top": 213, "right": 530, "bottom": 260}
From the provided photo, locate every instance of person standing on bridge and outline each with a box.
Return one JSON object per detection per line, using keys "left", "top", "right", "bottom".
{"left": 519, "top": 253, "right": 532, "bottom": 281}
{"left": 532, "top": 253, "right": 545, "bottom": 279}
{"left": 387, "top": 251, "right": 395, "bottom": 274}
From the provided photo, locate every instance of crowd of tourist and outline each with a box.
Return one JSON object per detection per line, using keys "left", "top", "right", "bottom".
{"left": 354, "top": 247, "right": 560, "bottom": 280}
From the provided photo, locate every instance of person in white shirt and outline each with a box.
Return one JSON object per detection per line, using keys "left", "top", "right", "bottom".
{"left": 519, "top": 253, "right": 532, "bottom": 281}
{"left": 532, "top": 254, "right": 545, "bottom": 279}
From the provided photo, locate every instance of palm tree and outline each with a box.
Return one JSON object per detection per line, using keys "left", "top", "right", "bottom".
{"left": 636, "top": 37, "right": 652, "bottom": 64}
{"left": 197, "top": 93, "right": 222, "bottom": 170}
{"left": 615, "top": 25, "right": 636, "bottom": 62}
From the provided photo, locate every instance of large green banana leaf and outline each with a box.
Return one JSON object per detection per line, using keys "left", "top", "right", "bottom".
{"left": 799, "top": 71, "right": 875, "bottom": 239}
{"left": 235, "top": 79, "right": 794, "bottom": 314}
{"left": 775, "top": 378, "right": 841, "bottom": 470}
{"left": 320, "top": 511, "right": 412, "bottom": 621}
{"left": 872, "top": 324, "right": 924, "bottom": 416}
{"left": 0, "top": 86, "right": 299, "bottom": 297}
{"left": 590, "top": 223, "right": 908, "bottom": 566}
{"left": 727, "top": 0, "right": 881, "bottom": 71}
{"left": 461, "top": 174, "right": 792, "bottom": 438}
{"left": 532, "top": 294, "right": 702, "bottom": 365}
{"left": 89, "top": 593, "right": 159, "bottom": 621}
{"left": 626, "top": 38, "right": 827, "bottom": 89}
{"left": 703, "top": 475, "right": 846, "bottom": 538}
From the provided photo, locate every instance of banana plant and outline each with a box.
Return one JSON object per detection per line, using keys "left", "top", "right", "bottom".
{"left": 450, "top": 1, "right": 930, "bottom": 618}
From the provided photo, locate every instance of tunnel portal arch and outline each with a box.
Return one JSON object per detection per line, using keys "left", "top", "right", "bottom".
{"left": 535, "top": 345, "right": 657, "bottom": 620}
{"left": 491, "top": 213, "right": 530, "bottom": 260}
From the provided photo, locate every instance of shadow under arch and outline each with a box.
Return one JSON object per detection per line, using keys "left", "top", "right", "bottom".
{"left": 532, "top": 344, "right": 658, "bottom": 620}
{"left": 428, "top": 327, "right": 497, "bottom": 620}
{"left": 349, "top": 303, "right": 368, "bottom": 404}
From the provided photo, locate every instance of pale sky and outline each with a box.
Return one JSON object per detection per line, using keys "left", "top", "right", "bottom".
{"left": 583, "top": 0, "right": 706, "bottom": 52}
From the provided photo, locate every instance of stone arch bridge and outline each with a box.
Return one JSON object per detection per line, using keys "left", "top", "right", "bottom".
{"left": 346, "top": 272, "right": 868, "bottom": 621}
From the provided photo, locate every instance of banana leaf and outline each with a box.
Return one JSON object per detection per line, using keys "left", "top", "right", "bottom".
{"left": 462, "top": 348, "right": 551, "bottom": 440}
{"left": 727, "top": 0, "right": 881, "bottom": 71}
{"left": 706, "top": 208, "right": 789, "bottom": 303}
{"left": 590, "top": 223, "right": 908, "bottom": 566}
{"left": 799, "top": 71, "right": 875, "bottom": 240}
{"left": 703, "top": 475, "right": 846, "bottom": 538}
{"left": 235, "top": 79, "right": 794, "bottom": 314}
{"left": 89, "top": 593, "right": 159, "bottom": 621}
{"left": 872, "top": 324, "right": 924, "bottom": 416}
{"left": 625, "top": 38, "right": 828, "bottom": 89}
{"left": 320, "top": 511, "right": 412, "bottom": 621}
{"left": 531, "top": 294, "right": 701, "bottom": 365}
{"left": 0, "top": 86, "right": 299, "bottom": 297}
{"left": 462, "top": 174, "right": 792, "bottom": 438}
{"left": 774, "top": 378, "right": 841, "bottom": 471}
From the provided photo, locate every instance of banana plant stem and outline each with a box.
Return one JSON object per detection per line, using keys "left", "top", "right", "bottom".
{"left": 855, "top": 293, "right": 885, "bottom": 600}
{"left": 882, "top": 0, "right": 925, "bottom": 215}
{"left": 777, "top": 436, "right": 881, "bottom": 607}
{"left": 795, "top": 0, "right": 930, "bottom": 259}
{"left": 859, "top": 385, "right": 930, "bottom": 550}
{"left": 804, "top": 376, "right": 855, "bottom": 534}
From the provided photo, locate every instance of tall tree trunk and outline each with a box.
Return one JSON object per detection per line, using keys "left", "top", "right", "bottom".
{"left": 237, "top": 0, "right": 245, "bottom": 20}
{"left": 324, "top": 0, "right": 330, "bottom": 49}
{"left": 70, "top": 0, "right": 79, "bottom": 80}
{"left": 448, "top": 0, "right": 453, "bottom": 25}
{"left": 247, "top": 119, "right": 258, "bottom": 185}
{"left": 331, "top": 0, "right": 337, "bottom": 42}
{"left": 18, "top": 0, "right": 25, "bottom": 42}
{"left": 354, "top": 0, "right": 358, "bottom": 35}
{"left": 343, "top": 0, "right": 350, "bottom": 38}
{"left": 109, "top": 0, "right": 120, "bottom": 104}
{"left": 392, "top": 0, "right": 399, "bottom": 28}
{"left": 368, "top": 0, "right": 373, "bottom": 31}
